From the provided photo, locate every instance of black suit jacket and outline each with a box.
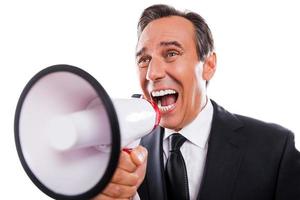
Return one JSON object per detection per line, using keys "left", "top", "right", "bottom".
{"left": 138, "top": 100, "right": 300, "bottom": 200}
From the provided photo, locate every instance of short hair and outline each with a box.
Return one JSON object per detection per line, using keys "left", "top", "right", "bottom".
{"left": 137, "top": 4, "right": 214, "bottom": 62}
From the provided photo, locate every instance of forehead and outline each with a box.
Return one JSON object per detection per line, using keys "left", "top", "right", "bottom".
{"left": 137, "top": 16, "right": 195, "bottom": 52}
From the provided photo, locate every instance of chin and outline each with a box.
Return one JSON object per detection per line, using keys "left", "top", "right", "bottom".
{"left": 159, "top": 117, "right": 181, "bottom": 130}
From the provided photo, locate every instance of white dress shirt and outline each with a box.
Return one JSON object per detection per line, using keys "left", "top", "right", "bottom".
{"left": 163, "top": 99, "right": 213, "bottom": 200}
{"left": 134, "top": 99, "right": 214, "bottom": 200}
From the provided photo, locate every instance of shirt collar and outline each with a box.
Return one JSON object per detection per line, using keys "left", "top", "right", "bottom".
{"left": 163, "top": 98, "right": 214, "bottom": 149}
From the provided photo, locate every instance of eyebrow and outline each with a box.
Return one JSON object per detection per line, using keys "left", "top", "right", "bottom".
{"left": 160, "top": 41, "right": 183, "bottom": 50}
{"left": 136, "top": 47, "right": 146, "bottom": 58}
{"left": 135, "top": 40, "right": 183, "bottom": 58}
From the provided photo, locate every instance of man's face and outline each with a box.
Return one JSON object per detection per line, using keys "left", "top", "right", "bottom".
{"left": 136, "top": 16, "right": 212, "bottom": 131}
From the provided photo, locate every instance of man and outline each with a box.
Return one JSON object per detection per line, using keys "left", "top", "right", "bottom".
{"left": 93, "top": 4, "right": 300, "bottom": 200}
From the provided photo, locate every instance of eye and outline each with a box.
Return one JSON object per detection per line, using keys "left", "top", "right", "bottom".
{"left": 165, "top": 50, "right": 181, "bottom": 62}
{"left": 137, "top": 56, "right": 151, "bottom": 68}
{"left": 166, "top": 51, "right": 179, "bottom": 58}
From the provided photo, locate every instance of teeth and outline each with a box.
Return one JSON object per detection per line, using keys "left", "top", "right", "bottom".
{"left": 157, "top": 103, "right": 175, "bottom": 112}
{"left": 151, "top": 89, "right": 176, "bottom": 97}
{"left": 151, "top": 89, "right": 177, "bottom": 113}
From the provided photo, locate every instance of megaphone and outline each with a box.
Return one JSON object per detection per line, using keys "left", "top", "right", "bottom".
{"left": 14, "top": 64, "right": 160, "bottom": 200}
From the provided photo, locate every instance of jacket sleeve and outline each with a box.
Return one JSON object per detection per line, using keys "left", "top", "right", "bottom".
{"left": 275, "top": 131, "right": 300, "bottom": 200}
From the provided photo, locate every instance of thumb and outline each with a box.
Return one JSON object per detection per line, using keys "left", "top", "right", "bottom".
{"left": 130, "top": 145, "right": 148, "bottom": 166}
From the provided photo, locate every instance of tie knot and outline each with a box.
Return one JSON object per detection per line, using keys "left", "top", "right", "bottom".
{"left": 169, "top": 133, "right": 187, "bottom": 152}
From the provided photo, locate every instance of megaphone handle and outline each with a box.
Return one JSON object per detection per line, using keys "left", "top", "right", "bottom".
{"left": 122, "top": 148, "right": 133, "bottom": 154}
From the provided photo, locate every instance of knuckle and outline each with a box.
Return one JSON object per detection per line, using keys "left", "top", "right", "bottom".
{"left": 112, "top": 169, "right": 123, "bottom": 183}
{"left": 104, "top": 183, "right": 121, "bottom": 197}
{"left": 139, "top": 145, "right": 148, "bottom": 155}
{"left": 112, "top": 168, "right": 141, "bottom": 186}
{"left": 110, "top": 184, "right": 121, "bottom": 197}
{"left": 119, "top": 159, "right": 136, "bottom": 173}
{"left": 130, "top": 173, "right": 140, "bottom": 185}
{"left": 119, "top": 151, "right": 129, "bottom": 162}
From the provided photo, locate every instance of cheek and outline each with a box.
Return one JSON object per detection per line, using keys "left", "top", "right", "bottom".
{"left": 138, "top": 70, "right": 151, "bottom": 98}
{"left": 187, "top": 79, "right": 200, "bottom": 105}
{"left": 181, "top": 67, "right": 199, "bottom": 93}
{"left": 174, "top": 60, "right": 199, "bottom": 83}
{"left": 182, "top": 69, "right": 203, "bottom": 109}
{"left": 138, "top": 69, "right": 146, "bottom": 86}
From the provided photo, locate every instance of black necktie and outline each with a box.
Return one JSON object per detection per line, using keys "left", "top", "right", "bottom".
{"left": 165, "top": 133, "right": 190, "bottom": 200}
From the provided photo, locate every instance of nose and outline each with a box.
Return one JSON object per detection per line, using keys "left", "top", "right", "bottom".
{"left": 146, "top": 57, "right": 166, "bottom": 81}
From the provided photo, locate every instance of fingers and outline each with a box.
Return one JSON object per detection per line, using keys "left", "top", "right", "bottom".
{"left": 135, "top": 154, "right": 147, "bottom": 187}
{"left": 102, "top": 183, "right": 137, "bottom": 198}
{"left": 93, "top": 145, "right": 148, "bottom": 199}
{"left": 111, "top": 167, "right": 139, "bottom": 186}
{"left": 130, "top": 146, "right": 148, "bottom": 166}
{"left": 92, "top": 193, "right": 130, "bottom": 200}
{"left": 118, "top": 150, "right": 137, "bottom": 173}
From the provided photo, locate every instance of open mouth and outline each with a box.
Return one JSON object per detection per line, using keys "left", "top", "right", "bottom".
{"left": 151, "top": 89, "right": 178, "bottom": 113}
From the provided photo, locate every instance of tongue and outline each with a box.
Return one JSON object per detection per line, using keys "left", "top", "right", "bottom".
{"left": 161, "top": 94, "right": 176, "bottom": 106}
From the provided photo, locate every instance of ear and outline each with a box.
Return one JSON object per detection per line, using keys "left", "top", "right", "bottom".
{"left": 202, "top": 52, "right": 217, "bottom": 81}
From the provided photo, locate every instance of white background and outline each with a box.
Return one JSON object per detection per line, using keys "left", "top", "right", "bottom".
{"left": 1, "top": 0, "right": 299, "bottom": 199}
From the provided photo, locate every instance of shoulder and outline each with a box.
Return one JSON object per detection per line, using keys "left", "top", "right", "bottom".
{"left": 230, "top": 113, "right": 295, "bottom": 168}
{"left": 235, "top": 113, "right": 292, "bottom": 135}
{"left": 232, "top": 113, "right": 295, "bottom": 156}
{"left": 211, "top": 100, "right": 294, "bottom": 148}
{"left": 234, "top": 113, "right": 293, "bottom": 140}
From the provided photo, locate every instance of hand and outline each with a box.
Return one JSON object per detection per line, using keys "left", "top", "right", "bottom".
{"left": 92, "top": 145, "right": 148, "bottom": 200}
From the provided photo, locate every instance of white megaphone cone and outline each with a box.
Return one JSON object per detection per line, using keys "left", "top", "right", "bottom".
{"left": 14, "top": 65, "right": 160, "bottom": 200}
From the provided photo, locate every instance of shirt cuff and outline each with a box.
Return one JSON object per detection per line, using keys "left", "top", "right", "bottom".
{"left": 133, "top": 193, "right": 140, "bottom": 200}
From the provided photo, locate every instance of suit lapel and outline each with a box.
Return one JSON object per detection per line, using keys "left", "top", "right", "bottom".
{"left": 138, "top": 127, "right": 168, "bottom": 200}
{"left": 198, "top": 100, "right": 245, "bottom": 200}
